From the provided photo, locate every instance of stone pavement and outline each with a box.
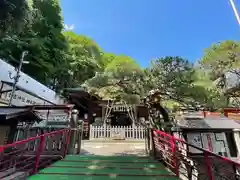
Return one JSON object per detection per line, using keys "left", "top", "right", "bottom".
{"left": 80, "top": 140, "right": 147, "bottom": 156}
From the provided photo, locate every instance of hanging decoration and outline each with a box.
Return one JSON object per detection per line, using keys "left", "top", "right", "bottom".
{"left": 103, "top": 100, "right": 114, "bottom": 124}
{"left": 123, "top": 101, "right": 136, "bottom": 125}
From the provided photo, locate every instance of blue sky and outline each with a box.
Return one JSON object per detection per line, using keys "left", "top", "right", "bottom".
{"left": 61, "top": 0, "right": 240, "bottom": 67}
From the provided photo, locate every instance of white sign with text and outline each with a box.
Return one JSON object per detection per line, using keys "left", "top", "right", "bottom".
{"left": 0, "top": 83, "right": 50, "bottom": 106}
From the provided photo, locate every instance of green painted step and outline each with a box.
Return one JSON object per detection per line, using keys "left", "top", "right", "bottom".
{"left": 64, "top": 155, "right": 153, "bottom": 161}
{"left": 53, "top": 161, "right": 163, "bottom": 168}
{"left": 29, "top": 175, "right": 178, "bottom": 180}
{"left": 28, "top": 155, "right": 179, "bottom": 180}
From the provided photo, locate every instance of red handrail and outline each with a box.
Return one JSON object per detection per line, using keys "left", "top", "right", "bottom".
{"left": 0, "top": 128, "right": 71, "bottom": 178}
{"left": 152, "top": 129, "right": 240, "bottom": 180}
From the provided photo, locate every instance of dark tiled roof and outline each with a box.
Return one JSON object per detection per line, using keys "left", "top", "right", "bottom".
{"left": 177, "top": 116, "right": 240, "bottom": 129}
{"left": 0, "top": 108, "right": 27, "bottom": 115}
{"left": 0, "top": 107, "right": 41, "bottom": 122}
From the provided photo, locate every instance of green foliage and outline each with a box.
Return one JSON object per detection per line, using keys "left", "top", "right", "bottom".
{"left": 100, "top": 53, "right": 117, "bottom": 69}
{"left": 83, "top": 55, "right": 145, "bottom": 104}
{"left": 201, "top": 40, "right": 240, "bottom": 80}
{"left": 0, "top": 0, "right": 31, "bottom": 37}
{"left": 145, "top": 56, "right": 196, "bottom": 103}
{"left": 0, "top": 1, "right": 232, "bottom": 112}
{"left": 62, "top": 31, "right": 102, "bottom": 89}
{"left": 0, "top": 0, "right": 67, "bottom": 87}
{"left": 0, "top": 0, "right": 102, "bottom": 92}
{"left": 199, "top": 40, "right": 240, "bottom": 107}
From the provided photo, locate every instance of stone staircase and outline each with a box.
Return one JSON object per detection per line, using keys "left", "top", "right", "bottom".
{"left": 27, "top": 140, "right": 179, "bottom": 179}
{"left": 28, "top": 155, "right": 179, "bottom": 180}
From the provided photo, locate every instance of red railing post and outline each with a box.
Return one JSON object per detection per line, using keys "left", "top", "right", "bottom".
{"left": 204, "top": 151, "right": 214, "bottom": 180}
{"left": 63, "top": 129, "right": 71, "bottom": 157}
{"left": 33, "top": 135, "right": 45, "bottom": 174}
{"left": 171, "top": 136, "right": 179, "bottom": 176}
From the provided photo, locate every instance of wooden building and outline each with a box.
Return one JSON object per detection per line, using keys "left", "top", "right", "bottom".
{"left": 0, "top": 107, "right": 41, "bottom": 145}
{"left": 0, "top": 105, "right": 73, "bottom": 145}
{"left": 64, "top": 88, "right": 149, "bottom": 139}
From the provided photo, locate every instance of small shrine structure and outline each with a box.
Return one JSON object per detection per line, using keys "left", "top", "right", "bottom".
{"left": 64, "top": 88, "right": 149, "bottom": 139}
{"left": 175, "top": 112, "right": 240, "bottom": 159}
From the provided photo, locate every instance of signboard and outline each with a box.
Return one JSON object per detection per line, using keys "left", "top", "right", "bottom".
{"left": 206, "top": 134, "right": 213, "bottom": 151}
{"left": 0, "top": 83, "right": 51, "bottom": 106}
{"left": 187, "top": 133, "right": 202, "bottom": 153}
{"left": 112, "top": 104, "right": 132, "bottom": 112}
{"left": 187, "top": 132, "right": 228, "bottom": 155}
{"left": 46, "top": 121, "right": 69, "bottom": 126}
{"left": 0, "top": 83, "right": 69, "bottom": 127}
{"left": 0, "top": 59, "right": 64, "bottom": 104}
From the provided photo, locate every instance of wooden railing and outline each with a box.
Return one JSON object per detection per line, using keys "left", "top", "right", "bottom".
{"left": 0, "top": 129, "right": 71, "bottom": 178}
{"left": 152, "top": 129, "right": 240, "bottom": 180}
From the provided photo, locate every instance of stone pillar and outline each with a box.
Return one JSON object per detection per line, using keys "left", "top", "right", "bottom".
{"left": 68, "top": 109, "right": 79, "bottom": 154}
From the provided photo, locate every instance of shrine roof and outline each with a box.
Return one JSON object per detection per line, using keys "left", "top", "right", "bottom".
{"left": 0, "top": 108, "right": 27, "bottom": 116}
{"left": 64, "top": 87, "right": 100, "bottom": 100}
{"left": 177, "top": 116, "right": 240, "bottom": 130}
{"left": 0, "top": 107, "right": 41, "bottom": 122}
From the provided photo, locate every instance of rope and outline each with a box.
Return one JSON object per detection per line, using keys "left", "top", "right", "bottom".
{"left": 229, "top": 0, "right": 240, "bottom": 26}
{"left": 123, "top": 101, "right": 136, "bottom": 124}
{"left": 103, "top": 100, "right": 114, "bottom": 124}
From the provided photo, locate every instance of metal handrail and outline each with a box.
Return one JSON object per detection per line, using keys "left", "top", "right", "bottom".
{"left": 0, "top": 128, "right": 71, "bottom": 177}
{"left": 152, "top": 129, "right": 240, "bottom": 180}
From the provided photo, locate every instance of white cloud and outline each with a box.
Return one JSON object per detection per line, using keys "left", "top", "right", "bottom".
{"left": 64, "top": 24, "right": 75, "bottom": 30}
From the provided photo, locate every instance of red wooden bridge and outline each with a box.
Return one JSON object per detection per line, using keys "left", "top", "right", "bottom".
{"left": 0, "top": 128, "right": 239, "bottom": 179}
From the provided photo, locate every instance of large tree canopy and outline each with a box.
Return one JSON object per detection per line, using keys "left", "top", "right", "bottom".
{"left": 0, "top": 1, "right": 234, "bottom": 113}
{"left": 0, "top": 0, "right": 31, "bottom": 37}
{"left": 83, "top": 55, "right": 146, "bottom": 104}
{"left": 200, "top": 40, "right": 240, "bottom": 107}
{"left": 146, "top": 57, "right": 197, "bottom": 104}
{"left": 201, "top": 40, "right": 240, "bottom": 80}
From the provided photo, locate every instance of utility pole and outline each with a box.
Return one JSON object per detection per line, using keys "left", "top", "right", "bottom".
{"left": 8, "top": 51, "right": 29, "bottom": 106}
{"left": 229, "top": 0, "right": 240, "bottom": 26}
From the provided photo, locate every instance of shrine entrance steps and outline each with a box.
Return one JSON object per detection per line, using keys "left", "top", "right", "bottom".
{"left": 28, "top": 155, "right": 179, "bottom": 180}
